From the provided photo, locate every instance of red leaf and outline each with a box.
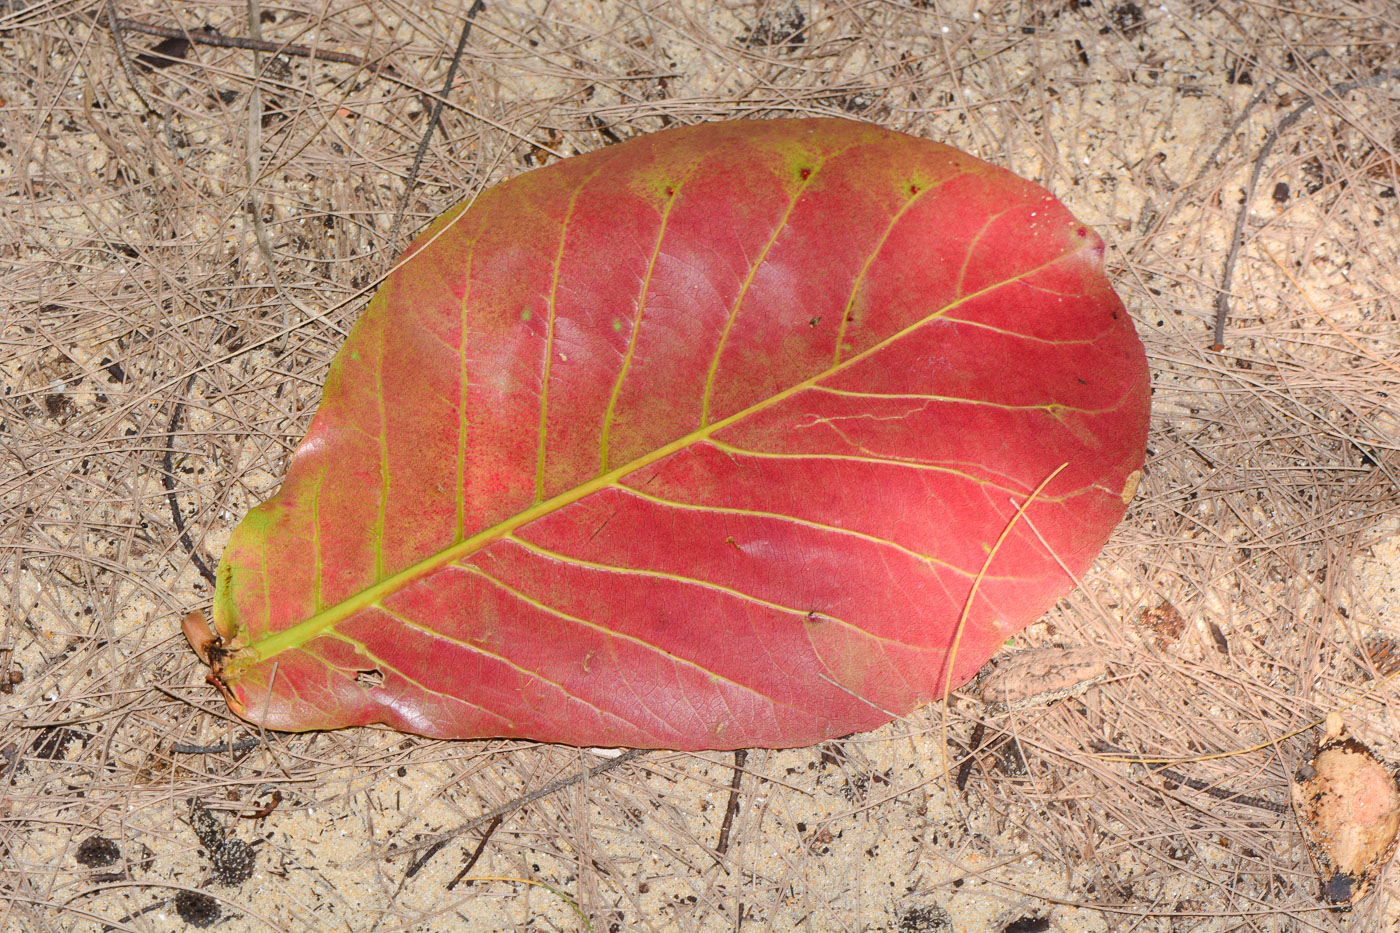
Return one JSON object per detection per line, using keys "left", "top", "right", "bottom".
{"left": 204, "top": 119, "right": 1149, "bottom": 749}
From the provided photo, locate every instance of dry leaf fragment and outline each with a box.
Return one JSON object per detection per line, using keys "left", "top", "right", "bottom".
{"left": 1291, "top": 712, "right": 1400, "bottom": 906}
{"left": 1359, "top": 635, "right": 1400, "bottom": 678}
{"left": 979, "top": 647, "right": 1109, "bottom": 712}
{"left": 182, "top": 611, "right": 218, "bottom": 665}
{"left": 1136, "top": 600, "right": 1184, "bottom": 648}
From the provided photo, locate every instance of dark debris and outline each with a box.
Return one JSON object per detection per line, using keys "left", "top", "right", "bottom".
{"left": 211, "top": 838, "right": 256, "bottom": 886}
{"left": 76, "top": 835, "right": 122, "bottom": 868}
{"left": 190, "top": 801, "right": 257, "bottom": 885}
{"left": 899, "top": 902, "right": 955, "bottom": 931}
{"left": 174, "top": 890, "right": 221, "bottom": 927}
{"left": 738, "top": 5, "right": 807, "bottom": 50}
{"left": 1103, "top": 2, "right": 1145, "bottom": 36}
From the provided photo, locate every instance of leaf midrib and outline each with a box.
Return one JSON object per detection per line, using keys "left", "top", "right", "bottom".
{"left": 236, "top": 242, "right": 1095, "bottom": 668}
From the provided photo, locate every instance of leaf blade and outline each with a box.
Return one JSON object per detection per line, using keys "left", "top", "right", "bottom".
{"left": 209, "top": 118, "right": 1149, "bottom": 749}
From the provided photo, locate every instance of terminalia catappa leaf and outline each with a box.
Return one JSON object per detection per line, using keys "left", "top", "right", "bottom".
{"left": 197, "top": 118, "right": 1149, "bottom": 750}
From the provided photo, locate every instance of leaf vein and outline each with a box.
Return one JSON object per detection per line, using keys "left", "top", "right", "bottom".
{"left": 319, "top": 634, "right": 517, "bottom": 729}
{"left": 504, "top": 534, "right": 924, "bottom": 652}
{"left": 810, "top": 385, "right": 1114, "bottom": 416}
{"left": 705, "top": 439, "right": 1060, "bottom": 501}
{"left": 615, "top": 484, "right": 992, "bottom": 580}
{"left": 237, "top": 241, "right": 1099, "bottom": 664}
{"left": 699, "top": 148, "right": 849, "bottom": 426}
{"left": 600, "top": 181, "right": 686, "bottom": 472}
{"left": 454, "top": 562, "right": 824, "bottom": 719}
{"left": 831, "top": 170, "right": 973, "bottom": 365}
{"left": 537, "top": 157, "right": 624, "bottom": 502}
{"left": 372, "top": 608, "right": 668, "bottom": 739}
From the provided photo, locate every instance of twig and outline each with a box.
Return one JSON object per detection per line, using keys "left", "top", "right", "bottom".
{"left": 395, "top": 747, "right": 646, "bottom": 877}
{"left": 388, "top": 0, "right": 486, "bottom": 248}
{"left": 164, "top": 373, "right": 217, "bottom": 586}
{"left": 445, "top": 815, "right": 502, "bottom": 890}
{"left": 244, "top": 0, "right": 277, "bottom": 344}
{"left": 954, "top": 721, "right": 984, "bottom": 792}
{"left": 1154, "top": 768, "right": 1288, "bottom": 814}
{"left": 238, "top": 789, "right": 282, "bottom": 819}
{"left": 714, "top": 748, "right": 747, "bottom": 858}
{"left": 402, "top": 837, "right": 452, "bottom": 879}
{"left": 104, "top": 0, "right": 154, "bottom": 113}
{"left": 1212, "top": 67, "right": 1400, "bottom": 351}
{"left": 240, "top": 0, "right": 321, "bottom": 351}
{"left": 1136, "top": 53, "right": 1330, "bottom": 243}
{"left": 1195, "top": 81, "right": 1276, "bottom": 188}
{"left": 170, "top": 736, "right": 263, "bottom": 755}
{"left": 1094, "top": 743, "right": 1288, "bottom": 814}
{"left": 103, "top": 16, "right": 390, "bottom": 71}
{"left": 103, "top": 899, "right": 168, "bottom": 932}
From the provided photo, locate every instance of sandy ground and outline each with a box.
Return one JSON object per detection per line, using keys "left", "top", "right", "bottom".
{"left": 3, "top": 0, "right": 1400, "bottom": 930}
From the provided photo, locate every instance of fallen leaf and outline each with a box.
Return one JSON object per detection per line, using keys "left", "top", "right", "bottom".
{"left": 201, "top": 118, "right": 1150, "bottom": 749}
